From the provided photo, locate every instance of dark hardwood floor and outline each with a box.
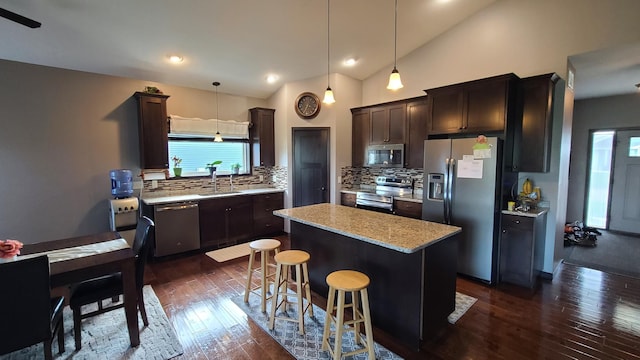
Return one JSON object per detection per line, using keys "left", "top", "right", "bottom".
{"left": 146, "top": 234, "right": 640, "bottom": 360}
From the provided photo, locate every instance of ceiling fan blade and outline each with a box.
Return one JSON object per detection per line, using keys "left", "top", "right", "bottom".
{"left": 0, "top": 8, "right": 41, "bottom": 28}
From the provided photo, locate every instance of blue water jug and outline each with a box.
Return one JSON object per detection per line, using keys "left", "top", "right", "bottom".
{"left": 110, "top": 169, "right": 133, "bottom": 198}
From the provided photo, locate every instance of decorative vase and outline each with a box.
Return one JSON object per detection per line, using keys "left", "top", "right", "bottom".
{"left": 173, "top": 168, "right": 182, "bottom": 177}
{"left": 208, "top": 167, "right": 217, "bottom": 176}
{"left": 232, "top": 167, "right": 239, "bottom": 175}
{"left": 0, "top": 255, "right": 17, "bottom": 263}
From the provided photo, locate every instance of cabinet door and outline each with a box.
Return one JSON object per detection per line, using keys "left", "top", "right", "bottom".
{"left": 464, "top": 79, "right": 507, "bottom": 133}
{"left": 250, "top": 108, "right": 275, "bottom": 167}
{"left": 426, "top": 86, "right": 464, "bottom": 135}
{"left": 370, "top": 106, "right": 388, "bottom": 144}
{"left": 135, "top": 92, "right": 170, "bottom": 169}
{"left": 226, "top": 197, "right": 253, "bottom": 245}
{"left": 519, "top": 74, "right": 557, "bottom": 172}
{"left": 340, "top": 192, "right": 356, "bottom": 207}
{"left": 351, "top": 109, "right": 370, "bottom": 166}
{"left": 199, "top": 199, "right": 227, "bottom": 249}
{"left": 406, "top": 99, "right": 428, "bottom": 169}
{"left": 499, "top": 215, "right": 535, "bottom": 287}
{"left": 394, "top": 200, "right": 422, "bottom": 219}
{"left": 370, "top": 104, "right": 406, "bottom": 144}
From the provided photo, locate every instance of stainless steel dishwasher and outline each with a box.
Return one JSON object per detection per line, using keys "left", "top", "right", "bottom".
{"left": 153, "top": 201, "right": 200, "bottom": 257}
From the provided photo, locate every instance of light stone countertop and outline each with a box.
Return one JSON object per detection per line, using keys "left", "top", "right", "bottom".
{"left": 274, "top": 203, "right": 460, "bottom": 254}
{"left": 142, "top": 188, "right": 283, "bottom": 206}
{"left": 501, "top": 208, "right": 548, "bottom": 218}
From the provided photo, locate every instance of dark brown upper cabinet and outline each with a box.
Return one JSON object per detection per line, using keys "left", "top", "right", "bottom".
{"left": 369, "top": 103, "right": 406, "bottom": 144}
{"left": 351, "top": 108, "right": 371, "bottom": 167}
{"left": 425, "top": 74, "right": 518, "bottom": 136}
{"left": 518, "top": 73, "right": 559, "bottom": 173}
{"left": 134, "top": 92, "right": 170, "bottom": 169}
{"left": 405, "top": 98, "right": 428, "bottom": 169}
{"left": 250, "top": 107, "right": 275, "bottom": 167}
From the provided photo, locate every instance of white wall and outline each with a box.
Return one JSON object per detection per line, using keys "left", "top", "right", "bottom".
{"left": 359, "top": 0, "right": 640, "bottom": 275}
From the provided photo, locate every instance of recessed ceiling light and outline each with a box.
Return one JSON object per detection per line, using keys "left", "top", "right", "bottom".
{"left": 168, "top": 55, "right": 183, "bottom": 64}
{"left": 266, "top": 74, "right": 279, "bottom": 84}
{"left": 343, "top": 58, "right": 358, "bottom": 67}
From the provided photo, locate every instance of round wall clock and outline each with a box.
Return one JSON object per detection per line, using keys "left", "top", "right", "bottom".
{"left": 295, "top": 92, "right": 321, "bottom": 119}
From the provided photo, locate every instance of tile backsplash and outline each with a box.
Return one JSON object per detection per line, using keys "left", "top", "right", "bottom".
{"left": 142, "top": 166, "right": 287, "bottom": 198}
{"left": 341, "top": 167, "right": 424, "bottom": 190}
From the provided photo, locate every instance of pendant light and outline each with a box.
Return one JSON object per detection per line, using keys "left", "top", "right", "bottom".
{"left": 387, "top": 0, "right": 403, "bottom": 90}
{"left": 323, "top": 0, "right": 335, "bottom": 104}
{"left": 212, "top": 81, "right": 223, "bottom": 142}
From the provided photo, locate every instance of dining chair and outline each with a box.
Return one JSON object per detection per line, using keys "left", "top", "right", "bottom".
{"left": 0, "top": 255, "right": 65, "bottom": 359}
{"left": 69, "top": 216, "right": 154, "bottom": 350}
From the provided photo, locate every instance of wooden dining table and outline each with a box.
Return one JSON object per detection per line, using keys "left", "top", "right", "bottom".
{"left": 21, "top": 231, "right": 140, "bottom": 347}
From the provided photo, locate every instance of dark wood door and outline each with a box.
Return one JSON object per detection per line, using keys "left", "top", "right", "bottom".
{"left": 135, "top": 92, "right": 170, "bottom": 169}
{"left": 370, "top": 104, "right": 406, "bottom": 144}
{"left": 519, "top": 73, "right": 557, "bottom": 172}
{"left": 427, "top": 86, "right": 463, "bottom": 135}
{"left": 464, "top": 78, "right": 508, "bottom": 133}
{"left": 406, "top": 99, "right": 428, "bottom": 169}
{"left": 199, "top": 199, "right": 227, "bottom": 249}
{"left": 370, "top": 106, "right": 388, "bottom": 144}
{"left": 351, "top": 109, "right": 370, "bottom": 166}
{"left": 250, "top": 107, "right": 275, "bottom": 167}
{"left": 292, "top": 128, "right": 329, "bottom": 207}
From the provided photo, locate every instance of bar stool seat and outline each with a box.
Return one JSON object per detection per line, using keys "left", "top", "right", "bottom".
{"left": 244, "top": 239, "right": 281, "bottom": 312}
{"left": 268, "top": 250, "right": 314, "bottom": 335}
{"left": 322, "top": 270, "right": 375, "bottom": 360}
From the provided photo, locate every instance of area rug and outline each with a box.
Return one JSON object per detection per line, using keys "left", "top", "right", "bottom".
{"left": 231, "top": 291, "right": 403, "bottom": 360}
{"left": 0, "top": 285, "right": 183, "bottom": 360}
{"left": 565, "top": 230, "right": 640, "bottom": 278}
{"left": 448, "top": 292, "right": 477, "bottom": 324}
{"left": 206, "top": 242, "right": 251, "bottom": 262}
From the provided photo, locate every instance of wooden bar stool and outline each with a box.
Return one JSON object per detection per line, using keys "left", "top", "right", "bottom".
{"left": 244, "top": 239, "right": 281, "bottom": 312}
{"left": 268, "top": 250, "right": 314, "bottom": 335}
{"left": 322, "top": 270, "right": 375, "bottom": 360}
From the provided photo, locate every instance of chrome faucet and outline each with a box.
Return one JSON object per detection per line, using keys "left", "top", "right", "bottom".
{"left": 211, "top": 169, "right": 217, "bottom": 192}
{"left": 230, "top": 174, "right": 234, "bottom": 191}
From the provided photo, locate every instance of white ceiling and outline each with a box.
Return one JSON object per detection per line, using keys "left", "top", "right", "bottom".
{"left": 1, "top": 0, "right": 638, "bottom": 100}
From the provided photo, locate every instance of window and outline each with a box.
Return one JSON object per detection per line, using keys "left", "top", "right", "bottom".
{"left": 629, "top": 137, "right": 640, "bottom": 157}
{"left": 168, "top": 137, "right": 249, "bottom": 177}
{"left": 585, "top": 131, "right": 614, "bottom": 228}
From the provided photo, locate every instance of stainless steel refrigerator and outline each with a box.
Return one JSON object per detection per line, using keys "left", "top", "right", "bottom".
{"left": 422, "top": 137, "right": 502, "bottom": 283}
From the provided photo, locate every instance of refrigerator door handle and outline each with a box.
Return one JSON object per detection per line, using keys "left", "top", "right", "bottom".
{"left": 447, "top": 158, "right": 456, "bottom": 223}
{"left": 443, "top": 158, "right": 450, "bottom": 223}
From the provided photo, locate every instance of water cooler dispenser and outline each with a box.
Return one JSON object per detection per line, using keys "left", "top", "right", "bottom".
{"left": 108, "top": 169, "right": 138, "bottom": 245}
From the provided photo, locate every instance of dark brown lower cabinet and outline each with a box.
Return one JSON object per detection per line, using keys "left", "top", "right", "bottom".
{"left": 199, "top": 196, "right": 253, "bottom": 249}
{"left": 394, "top": 199, "right": 422, "bottom": 219}
{"left": 340, "top": 192, "right": 356, "bottom": 207}
{"left": 499, "top": 213, "right": 547, "bottom": 288}
{"left": 252, "top": 192, "right": 284, "bottom": 237}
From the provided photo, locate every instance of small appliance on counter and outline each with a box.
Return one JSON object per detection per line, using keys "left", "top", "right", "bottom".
{"left": 108, "top": 169, "right": 139, "bottom": 245}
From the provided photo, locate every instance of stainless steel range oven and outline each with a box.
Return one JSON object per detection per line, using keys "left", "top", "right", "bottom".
{"left": 355, "top": 176, "right": 413, "bottom": 213}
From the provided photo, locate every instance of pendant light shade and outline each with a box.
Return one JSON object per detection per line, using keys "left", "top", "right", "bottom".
{"left": 212, "top": 81, "right": 223, "bottom": 142}
{"left": 322, "top": 0, "right": 336, "bottom": 104}
{"left": 387, "top": 0, "right": 403, "bottom": 90}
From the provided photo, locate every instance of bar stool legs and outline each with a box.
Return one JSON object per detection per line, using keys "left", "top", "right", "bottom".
{"left": 268, "top": 250, "right": 314, "bottom": 335}
{"left": 322, "top": 270, "right": 375, "bottom": 360}
{"left": 244, "top": 239, "right": 281, "bottom": 312}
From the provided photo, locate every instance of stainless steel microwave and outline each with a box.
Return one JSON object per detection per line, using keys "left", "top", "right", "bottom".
{"left": 366, "top": 144, "right": 404, "bottom": 167}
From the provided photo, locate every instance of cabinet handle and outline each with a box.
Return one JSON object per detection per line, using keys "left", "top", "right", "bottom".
{"left": 514, "top": 220, "right": 520, "bottom": 224}
{"left": 502, "top": 230, "right": 506, "bottom": 233}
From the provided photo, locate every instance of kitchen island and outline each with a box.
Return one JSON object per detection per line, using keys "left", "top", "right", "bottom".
{"left": 274, "top": 203, "right": 461, "bottom": 349}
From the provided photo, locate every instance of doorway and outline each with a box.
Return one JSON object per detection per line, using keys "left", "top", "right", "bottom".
{"left": 292, "top": 128, "right": 330, "bottom": 207}
{"left": 585, "top": 128, "right": 640, "bottom": 234}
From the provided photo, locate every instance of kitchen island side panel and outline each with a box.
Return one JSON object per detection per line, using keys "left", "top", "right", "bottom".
{"left": 291, "top": 221, "right": 457, "bottom": 349}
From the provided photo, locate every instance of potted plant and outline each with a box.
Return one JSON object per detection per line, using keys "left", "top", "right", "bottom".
{"left": 206, "top": 160, "right": 222, "bottom": 175}
{"left": 230, "top": 163, "right": 241, "bottom": 175}
{"left": 171, "top": 155, "right": 183, "bottom": 177}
